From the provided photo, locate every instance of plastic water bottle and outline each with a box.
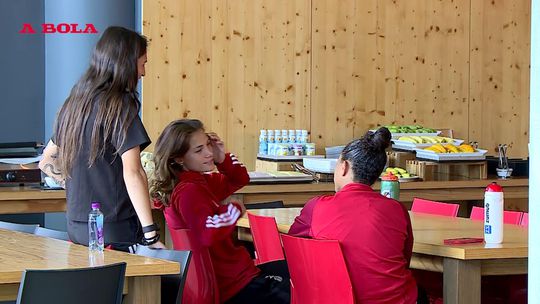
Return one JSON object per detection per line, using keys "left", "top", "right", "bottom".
{"left": 380, "top": 172, "right": 400, "bottom": 200}
{"left": 484, "top": 182, "right": 504, "bottom": 244}
{"left": 258, "top": 130, "right": 268, "bottom": 155}
{"left": 88, "top": 202, "right": 104, "bottom": 252}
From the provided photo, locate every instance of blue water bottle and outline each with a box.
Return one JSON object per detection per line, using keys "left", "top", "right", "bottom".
{"left": 88, "top": 202, "right": 104, "bottom": 252}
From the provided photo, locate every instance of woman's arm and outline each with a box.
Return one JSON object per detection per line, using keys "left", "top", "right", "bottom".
{"left": 38, "top": 140, "right": 65, "bottom": 188}
{"left": 121, "top": 146, "right": 165, "bottom": 248}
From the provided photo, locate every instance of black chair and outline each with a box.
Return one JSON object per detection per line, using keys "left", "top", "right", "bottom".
{"left": 245, "top": 200, "right": 285, "bottom": 209}
{"left": 135, "top": 246, "right": 191, "bottom": 304}
{"left": 0, "top": 221, "right": 39, "bottom": 234}
{"left": 16, "top": 262, "right": 126, "bottom": 304}
{"left": 33, "top": 227, "right": 70, "bottom": 241}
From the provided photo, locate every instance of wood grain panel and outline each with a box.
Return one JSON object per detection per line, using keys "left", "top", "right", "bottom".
{"left": 142, "top": 0, "right": 531, "bottom": 168}
{"left": 311, "top": 0, "right": 470, "bottom": 148}
{"left": 142, "top": 0, "right": 311, "bottom": 169}
{"left": 469, "top": 0, "right": 531, "bottom": 158}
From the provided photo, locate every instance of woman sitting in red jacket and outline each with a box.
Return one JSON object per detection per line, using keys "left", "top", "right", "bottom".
{"left": 289, "top": 127, "right": 420, "bottom": 304}
{"left": 151, "top": 119, "right": 289, "bottom": 304}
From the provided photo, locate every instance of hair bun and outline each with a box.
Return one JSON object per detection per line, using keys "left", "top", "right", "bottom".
{"left": 371, "top": 127, "right": 391, "bottom": 150}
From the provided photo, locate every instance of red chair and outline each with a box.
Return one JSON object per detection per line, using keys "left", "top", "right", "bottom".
{"left": 411, "top": 198, "right": 458, "bottom": 303}
{"left": 168, "top": 227, "right": 219, "bottom": 304}
{"left": 520, "top": 213, "right": 529, "bottom": 226}
{"left": 470, "top": 206, "right": 484, "bottom": 220}
{"left": 469, "top": 207, "right": 523, "bottom": 225}
{"left": 248, "top": 213, "right": 285, "bottom": 265}
{"left": 411, "top": 198, "right": 459, "bottom": 217}
{"left": 281, "top": 234, "right": 354, "bottom": 304}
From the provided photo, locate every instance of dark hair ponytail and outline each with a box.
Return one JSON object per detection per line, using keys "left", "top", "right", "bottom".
{"left": 340, "top": 127, "right": 391, "bottom": 185}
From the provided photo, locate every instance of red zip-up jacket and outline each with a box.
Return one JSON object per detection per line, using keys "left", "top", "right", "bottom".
{"left": 163, "top": 153, "right": 260, "bottom": 303}
{"left": 289, "top": 183, "right": 417, "bottom": 304}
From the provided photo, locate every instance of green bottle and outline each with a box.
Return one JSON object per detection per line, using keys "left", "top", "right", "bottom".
{"left": 381, "top": 172, "right": 400, "bottom": 200}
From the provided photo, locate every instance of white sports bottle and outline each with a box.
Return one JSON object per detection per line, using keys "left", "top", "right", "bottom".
{"left": 484, "top": 182, "right": 504, "bottom": 244}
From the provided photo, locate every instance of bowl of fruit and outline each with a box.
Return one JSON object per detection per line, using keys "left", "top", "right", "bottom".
{"left": 381, "top": 167, "right": 421, "bottom": 182}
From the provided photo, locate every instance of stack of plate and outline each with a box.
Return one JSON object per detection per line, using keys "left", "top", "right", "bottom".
{"left": 303, "top": 158, "right": 337, "bottom": 174}
{"left": 325, "top": 145, "right": 345, "bottom": 159}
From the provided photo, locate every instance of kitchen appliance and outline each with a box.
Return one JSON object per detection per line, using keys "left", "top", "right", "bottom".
{"left": 0, "top": 163, "right": 41, "bottom": 185}
{"left": 0, "top": 142, "right": 43, "bottom": 185}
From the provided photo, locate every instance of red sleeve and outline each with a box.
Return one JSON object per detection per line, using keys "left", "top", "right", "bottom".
{"left": 177, "top": 184, "right": 237, "bottom": 246}
{"left": 205, "top": 153, "right": 250, "bottom": 201}
{"left": 402, "top": 204, "right": 414, "bottom": 267}
{"left": 288, "top": 197, "right": 320, "bottom": 237}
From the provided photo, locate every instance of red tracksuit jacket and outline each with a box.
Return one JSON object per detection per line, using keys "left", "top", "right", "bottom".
{"left": 289, "top": 182, "right": 417, "bottom": 304}
{"left": 163, "top": 153, "right": 260, "bottom": 302}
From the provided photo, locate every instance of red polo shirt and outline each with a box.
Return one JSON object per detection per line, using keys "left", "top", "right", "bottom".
{"left": 289, "top": 183, "right": 417, "bottom": 304}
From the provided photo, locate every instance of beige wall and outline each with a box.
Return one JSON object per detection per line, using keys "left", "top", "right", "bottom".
{"left": 142, "top": 0, "right": 530, "bottom": 170}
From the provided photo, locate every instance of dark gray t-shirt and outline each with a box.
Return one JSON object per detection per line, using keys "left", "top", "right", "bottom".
{"left": 54, "top": 103, "right": 150, "bottom": 222}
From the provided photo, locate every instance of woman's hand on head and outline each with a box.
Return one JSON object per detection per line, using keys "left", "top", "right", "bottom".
{"left": 207, "top": 132, "right": 226, "bottom": 164}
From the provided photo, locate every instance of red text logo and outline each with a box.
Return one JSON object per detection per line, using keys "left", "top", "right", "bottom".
{"left": 19, "top": 23, "right": 98, "bottom": 34}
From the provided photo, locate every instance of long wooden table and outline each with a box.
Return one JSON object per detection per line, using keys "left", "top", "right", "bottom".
{"left": 237, "top": 208, "right": 528, "bottom": 304}
{"left": 0, "top": 229, "right": 180, "bottom": 303}
{"left": 0, "top": 177, "right": 528, "bottom": 214}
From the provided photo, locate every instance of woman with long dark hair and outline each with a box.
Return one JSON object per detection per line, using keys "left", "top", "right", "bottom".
{"left": 39, "top": 26, "right": 163, "bottom": 251}
{"left": 289, "top": 127, "right": 419, "bottom": 304}
{"left": 151, "top": 119, "right": 290, "bottom": 304}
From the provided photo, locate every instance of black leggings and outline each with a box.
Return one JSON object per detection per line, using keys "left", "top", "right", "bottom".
{"left": 67, "top": 216, "right": 142, "bottom": 252}
{"left": 225, "top": 260, "right": 291, "bottom": 304}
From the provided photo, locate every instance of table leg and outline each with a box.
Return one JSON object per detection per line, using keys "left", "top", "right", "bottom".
{"left": 124, "top": 276, "right": 161, "bottom": 304}
{"left": 443, "top": 258, "right": 481, "bottom": 304}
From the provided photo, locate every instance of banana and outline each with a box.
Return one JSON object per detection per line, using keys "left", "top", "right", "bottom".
{"left": 394, "top": 167, "right": 407, "bottom": 174}
{"left": 432, "top": 144, "right": 448, "bottom": 153}
{"left": 458, "top": 144, "right": 475, "bottom": 152}
{"left": 445, "top": 144, "right": 460, "bottom": 153}
{"left": 398, "top": 136, "right": 416, "bottom": 143}
{"left": 424, "top": 147, "right": 441, "bottom": 153}
{"left": 410, "top": 136, "right": 423, "bottom": 143}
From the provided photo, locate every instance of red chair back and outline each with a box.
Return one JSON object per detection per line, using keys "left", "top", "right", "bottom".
{"left": 520, "top": 213, "right": 529, "bottom": 226}
{"left": 281, "top": 234, "right": 354, "bottom": 304}
{"left": 469, "top": 207, "right": 523, "bottom": 225}
{"left": 168, "top": 228, "right": 219, "bottom": 304}
{"left": 470, "top": 206, "right": 484, "bottom": 220}
{"left": 248, "top": 213, "right": 285, "bottom": 265}
{"left": 411, "top": 198, "right": 459, "bottom": 217}
{"left": 503, "top": 210, "right": 523, "bottom": 225}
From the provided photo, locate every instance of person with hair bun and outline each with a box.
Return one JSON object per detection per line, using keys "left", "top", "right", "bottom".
{"left": 289, "top": 127, "right": 419, "bottom": 304}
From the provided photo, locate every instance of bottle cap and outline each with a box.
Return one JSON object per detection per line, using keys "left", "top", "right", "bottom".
{"left": 91, "top": 202, "right": 101, "bottom": 209}
{"left": 381, "top": 172, "right": 399, "bottom": 181}
{"left": 485, "top": 182, "right": 503, "bottom": 192}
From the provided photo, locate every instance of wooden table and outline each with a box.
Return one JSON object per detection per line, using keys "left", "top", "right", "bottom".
{"left": 237, "top": 208, "right": 528, "bottom": 304}
{"left": 0, "top": 177, "right": 528, "bottom": 214}
{"left": 0, "top": 228, "right": 180, "bottom": 303}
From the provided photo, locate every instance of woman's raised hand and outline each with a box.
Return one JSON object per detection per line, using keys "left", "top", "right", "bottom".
{"left": 207, "top": 132, "right": 226, "bottom": 164}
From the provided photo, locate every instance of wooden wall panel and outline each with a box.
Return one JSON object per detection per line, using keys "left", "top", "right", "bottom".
{"left": 469, "top": 0, "right": 531, "bottom": 157}
{"left": 142, "top": 0, "right": 311, "bottom": 168}
{"left": 142, "top": 0, "right": 530, "bottom": 169}
{"left": 311, "top": 0, "right": 470, "bottom": 149}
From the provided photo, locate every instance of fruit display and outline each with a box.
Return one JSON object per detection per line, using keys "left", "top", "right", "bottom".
{"left": 383, "top": 167, "right": 414, "bottom": 178}
{"left": 423, "top": 143, "right": 476, "bottom": 153}
{"left": 384, "top": 125, "right": 438, "bottom": 134}
{"left": 397, "top": 136, "right": 455, "bottom": 144}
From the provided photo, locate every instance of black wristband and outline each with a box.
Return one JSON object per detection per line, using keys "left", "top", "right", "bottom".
{"left": 142, "top": 223, "right": 160, "bottom": 234}
{"left": 140, "top": 233, "right": 160, "bottom": 246}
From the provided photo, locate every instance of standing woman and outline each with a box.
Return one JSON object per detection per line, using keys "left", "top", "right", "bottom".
{"left": 39, "top": 26, "right": 163, "bottom": 251}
